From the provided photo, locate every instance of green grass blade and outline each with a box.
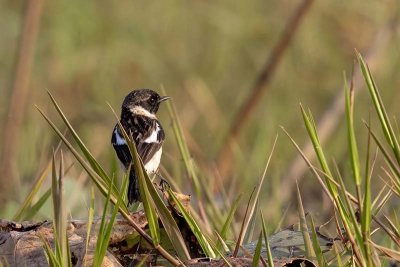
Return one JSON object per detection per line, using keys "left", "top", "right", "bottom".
{"left": 283, "top": 124, "right": 364, "bottom": 261}
{"left": 84, "top": 186, "right": 95, "bottom": 266}
{"left": 93, "top": 176, "right": 114, "bottom": 267}
{"left": 40, "top": 234, "right": 61, "bottom": 267}
{"left": 23, "top": 162, "right": 73, "bottom": 221}
{"left": 384, "top": 165, "right": 400, "bottom": 197}
{"left": 58, "top": 152, "right": 71, "bottom": 267}
{"left": 161, "top": 86, "right": 202, "bottom": 197}
{"left": 251, "top": 232, "right": 264, "bottom": 267}
{"left": 243, "top": 135, "right": 277, "bottom": 244}
{"left": 65, "top": 232, "right": 72, "bottom": 267}
{"left": 383, "top": 215, "right": 400, "bottom": 240}
{"left": 136, "top": 159, "right": 191, "bottom": 260}
{"left": 161, "top": 86, "right": 225, "bottom": 228}
{"left": 233, "top": 188, "right": 255, "bottom": 257}
{"left": 95, "top": 177, "right": 123, "bottom": 267}
{"left": 218, "top": 194, "right": 242, "bottom": 241}
{"left": 362, "top": 119, "right": 373, "bottom": 265}
{"left": 371, "top": 184, "right": 391, "bottom": 213}
{"left": 298, "top": 103, "right": 372, "bottom": 264}
{"left": 332, "top": 243, "right": 343, "bottom": 267}
{"left": 59, "top": 152, "right": 71, "bottom": 267}
{"left": 372, "top": 215, "right": 400, "bottom": 248}
{"left": 167, "top": 187, "right": 216, "bottom": 258}
{"left": 344, "top": 74, "right": 374, "bottom": 264}
{"left": 371, "top": 242, "right": 400, "bottom": 262}
{"left": 144, "top": 178, "right": 191, "bottom": 260}
{"left": 135, "top": 255, "right": 151, "bottom": 267}
{"left": 212, "top": 250, "right": 232, "bottom": 267}
{"left": 206, "top": 236, "right": 233, "bottom": 266}
{"left": 51, "top": 152, "right": 59, "bottom": 229}
{"left": 23, "top": 188, "right": 51, "bottom": 220}
{"left": 335, "top": 167, "right": 366, "bottom": 265}
{"left": 344, "top": 74, "right": 361, "bottom": 192}
{"left": 384, "top": 166, "right": 400, "bottom": 198}
{"left": 309, "top": 216, "right": 327, "bottom": 267}
{"left": 296, "top": 181, "right": 314, "bottom": 260}
{"left": 49, "top": 151, "right": 71, "bottom": 267}
{"left": 13, "top": 161, "right": 51, "bottom": 221}
{"left": 137, "top": 168, "right": 160, "bottom": 245}
{"left": 260, "top": 213, "right": 274, "bottom": 267}
{"left": 46, "top": 92, "right": 113, "bottom": 185}
{"left": 36, "top": 106, "right": 128, "bottom": 213}
{"left": 51, "top": 152, "right": 62, "bottom": 262}
{"left": 357, "top": 52, "right": 400, "bottom": 163}
{"left": 244, "top": 199, "right": 259, "bottom": 244}
{"left": 215, "top": 231, "right": 230, "bottom": 253}
{"left": 300, "top": 105, "right": 338, "bottom": 197}
{"left": 281, "top": 127, "right": 334, "bottom": 202}
{"left": 364, "top": 122, "right": 400, "bottom": 179}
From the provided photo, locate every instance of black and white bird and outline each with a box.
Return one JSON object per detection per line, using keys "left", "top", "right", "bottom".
{"left": 111, "top": 89, "right": 170, "bottom": 204}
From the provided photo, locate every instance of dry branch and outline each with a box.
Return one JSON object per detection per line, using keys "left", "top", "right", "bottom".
{"left": 216, "top": 0, "right": 314, "bottom": 178}
{"left": 0, "top": 0, "right": 44, "bottom": 208}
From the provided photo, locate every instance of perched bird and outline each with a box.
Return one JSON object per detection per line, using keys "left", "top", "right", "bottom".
{"left": 111, "top": 89, "right": 170, "bottom": 204}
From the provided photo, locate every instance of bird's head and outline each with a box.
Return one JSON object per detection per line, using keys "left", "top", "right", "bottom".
{"left": 122, "top": 89, "right": 170, "bottom": 115}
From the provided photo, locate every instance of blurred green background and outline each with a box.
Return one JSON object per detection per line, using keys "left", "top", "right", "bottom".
{"left": 1, "top": 0, "right": 399, "bottom": 225}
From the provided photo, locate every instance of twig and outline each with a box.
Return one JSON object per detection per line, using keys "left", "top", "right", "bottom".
{"left": 216, "top": 0, "right": 314, "bottom": 178}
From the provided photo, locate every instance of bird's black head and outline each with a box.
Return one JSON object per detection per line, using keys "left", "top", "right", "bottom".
{"left": 122, "top": 89, "right": 170, "bottom": 114}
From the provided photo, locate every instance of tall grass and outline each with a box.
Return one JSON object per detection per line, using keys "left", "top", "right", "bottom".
{"left": 283, "top": 53, "right": 400, "bottom": 266}
{"left": 4, "top": 52, "right": 399, "bottom": 266}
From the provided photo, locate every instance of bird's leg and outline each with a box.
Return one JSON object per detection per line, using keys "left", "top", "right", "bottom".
{"left": 155, "top": 173, "right": 171, "bottom": 192}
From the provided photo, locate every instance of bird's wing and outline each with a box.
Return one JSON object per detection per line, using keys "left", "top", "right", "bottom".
{"left": 116, "top": 116, "right": 165, "bottom": 165}
{"left": 134, "top": 118, "right": 165, "bottom": 165}
{"left": 136, "top": 141, "right": 163, "bottom": 165}
{"left": 111, "top": 125, "right": 131, "bottom": 169}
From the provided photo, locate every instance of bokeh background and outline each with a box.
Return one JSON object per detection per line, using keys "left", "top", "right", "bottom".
{"left": 1, "top": 0, "right": 399, "bottom": 227}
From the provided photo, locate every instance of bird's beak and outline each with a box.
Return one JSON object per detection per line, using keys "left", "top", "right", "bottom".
{"left": 158, "top": 96, "right": 171, "bottom": 103}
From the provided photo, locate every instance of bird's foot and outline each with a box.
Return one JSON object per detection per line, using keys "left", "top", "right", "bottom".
{"left": 155, "top": 173, "right": 171, "bottom": 192}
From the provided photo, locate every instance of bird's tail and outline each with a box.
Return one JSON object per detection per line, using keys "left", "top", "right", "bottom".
{"left": 128, "top": 169, "right": 141, "bottom": 205}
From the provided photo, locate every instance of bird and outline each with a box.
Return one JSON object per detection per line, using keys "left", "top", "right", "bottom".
{"left": 111, "top": 89, "right": 170, "bottom": 204}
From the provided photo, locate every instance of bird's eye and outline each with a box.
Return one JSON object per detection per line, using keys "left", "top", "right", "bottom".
{"left": 149, "top": 97, "right": 156, "bottom": 104}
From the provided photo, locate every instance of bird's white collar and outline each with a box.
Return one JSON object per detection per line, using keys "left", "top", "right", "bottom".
{"left": 130, "top": 105, "right": 156, "bottom": 119}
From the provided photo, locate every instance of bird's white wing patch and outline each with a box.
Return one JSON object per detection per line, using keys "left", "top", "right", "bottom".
{"left": 113, "top": 127, "right": 126, "bottom": 145}
{"left": 144, "top": 123, "right": 161, "bottom": 143}
{"left": 144, "top": 147, "right": 162, "bottom": 174}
